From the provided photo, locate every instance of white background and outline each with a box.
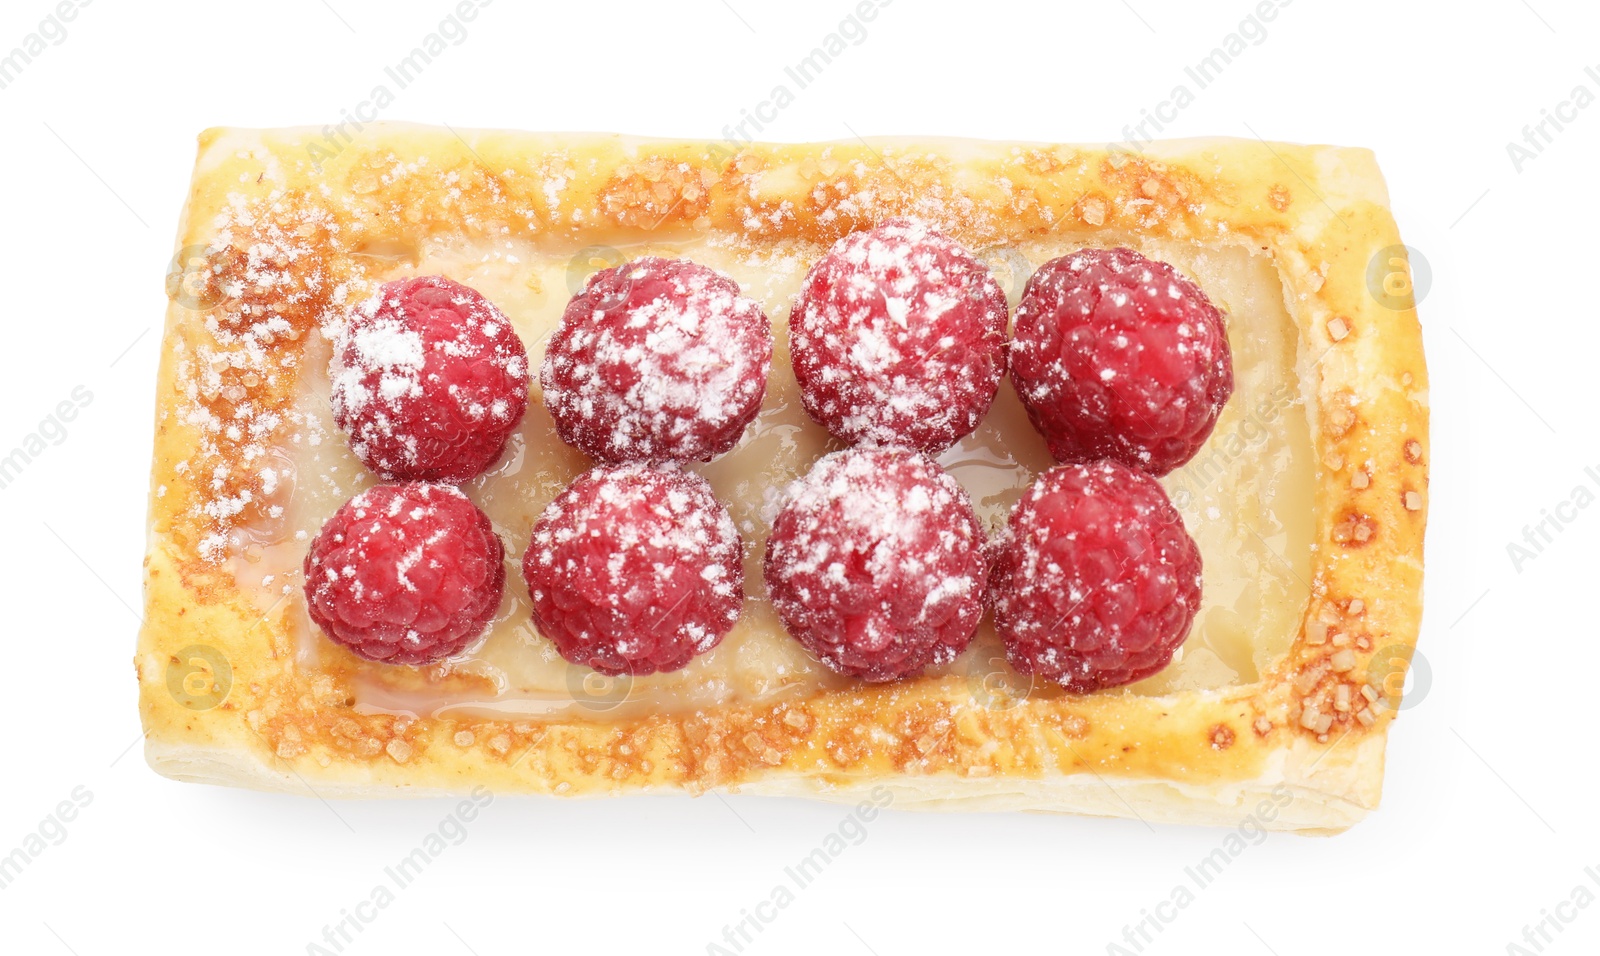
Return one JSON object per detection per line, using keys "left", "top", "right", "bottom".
{"left": 0, "top": 0, "right": 1590, "bottom": 953}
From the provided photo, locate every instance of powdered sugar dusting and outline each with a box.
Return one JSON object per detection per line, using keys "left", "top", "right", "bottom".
{"left": 523, "top": 463, "right": 745, "bottom": 675}
{"left": 541, "top": 257, "right": 773, "bottom": 463}
{"left": 166, "top": 189, "right": 356, "bottom": 568}
{"left": 303, "top": 481, "right": 503, "bottom": 665}
{"left": 334, "top": 317, "right": 425, "bottom": 414}
{"left": 330, "top": 276, "right": 530, "bottom": 481}
{"left": 789, "top": 217, "right": 1008, "bottom": 453}
{"left": 764, "top": 447, "right": 986, "bottom": 681}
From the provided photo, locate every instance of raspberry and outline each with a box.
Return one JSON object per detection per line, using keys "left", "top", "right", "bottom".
{"left": 522, "top": 464, "right": 744, "bottom": 676}
{"left": 789, "top": 218, "right": 1009, "bottom": 453}
{"left": 1010, "top": 248, "right": 1233, "bottom": 476}
{"left": 332, "top": 276, "right": 530, "bottom": 483}
{"left": 303, "top": 483, "right": 506, "bottom": 665}
{"left": 763, "top": 448, "right": 986, "bottom": 682}
{"left": 991, "top": 460, "right": 1202, "bottom": 693}
{"left": 541, "top": 257, "right": 773, "bottom": 463}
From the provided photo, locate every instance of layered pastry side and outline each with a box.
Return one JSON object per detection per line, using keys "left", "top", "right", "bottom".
{"left": 139, "top": 128, "right": 1427, "bottom": 831}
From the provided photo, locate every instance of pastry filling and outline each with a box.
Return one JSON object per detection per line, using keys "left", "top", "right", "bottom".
{"left": 235, "top": 231, "right": 1313, "bottom": 720}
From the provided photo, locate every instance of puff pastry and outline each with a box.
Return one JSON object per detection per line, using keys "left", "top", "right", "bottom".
{"left": 137, "top": 125, "right": 1428, "bottom": 833}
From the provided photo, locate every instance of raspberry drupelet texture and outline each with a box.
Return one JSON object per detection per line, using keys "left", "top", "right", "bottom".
{"left": 303, "top": 483, "right": 506, "bottom": 665}
{"left": 991, "top": 460, "right": 1203, "bottom": 693}
{"left": 1009, "top": 247, "right": 1233, "bottom": 476}
{"left": 763, "top": 447, "right": 987, "bottom": 682}
{"left": 522, "top": 464, "right": 745, "bottom": 676}
{"left": 788, "top": 218, "right": 1010, "bottom": 454}
{"left": 331, "top": 275, "right": 530, "bottom": 483}
{"left": 541, "top": 257, "right": 773, "bottom": 463}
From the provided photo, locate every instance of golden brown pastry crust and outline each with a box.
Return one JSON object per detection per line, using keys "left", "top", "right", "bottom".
{"left": 137, "top": 126, "right": 1427, "bottom": 833}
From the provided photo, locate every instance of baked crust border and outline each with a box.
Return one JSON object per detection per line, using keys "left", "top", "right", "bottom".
{"left": 136, "top": 125, "right": 1428, "bottom": 833}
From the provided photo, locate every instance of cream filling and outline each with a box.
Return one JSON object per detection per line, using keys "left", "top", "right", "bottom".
{"left": 238, "top": 230, "right": 1313, "bottom": 721}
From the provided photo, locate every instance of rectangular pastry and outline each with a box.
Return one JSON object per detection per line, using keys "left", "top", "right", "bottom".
{"left": 137, "top": 125, "right": 1427, "bottom": 833}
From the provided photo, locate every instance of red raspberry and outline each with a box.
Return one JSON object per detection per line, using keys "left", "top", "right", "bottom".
{"left": 991, "top": 460, "right": 1202, "bottom": 693}
{"left": 763, "top": 448, "right": 986, "bottom": 682}
{"left": 789, "top": 218, "right": 1009, "bottom": 453}
{"left": 541, "top": 257, "right": 772, "bottom": 463}
{"left": 522, "top": 464, "right": 744, "bottom": 676}
{"left": 303, "top": 483, "right": 506, "bottom": 665}
{"left": 1010, "top": 248, "right": 1233, "bottom": 476}
{"left": 332, "top": 276, "right": 530, "bottom": 483}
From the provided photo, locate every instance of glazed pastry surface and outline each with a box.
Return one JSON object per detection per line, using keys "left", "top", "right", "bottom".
{"left": 138, "top": 127, "right": 1428, "bottom": 833}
